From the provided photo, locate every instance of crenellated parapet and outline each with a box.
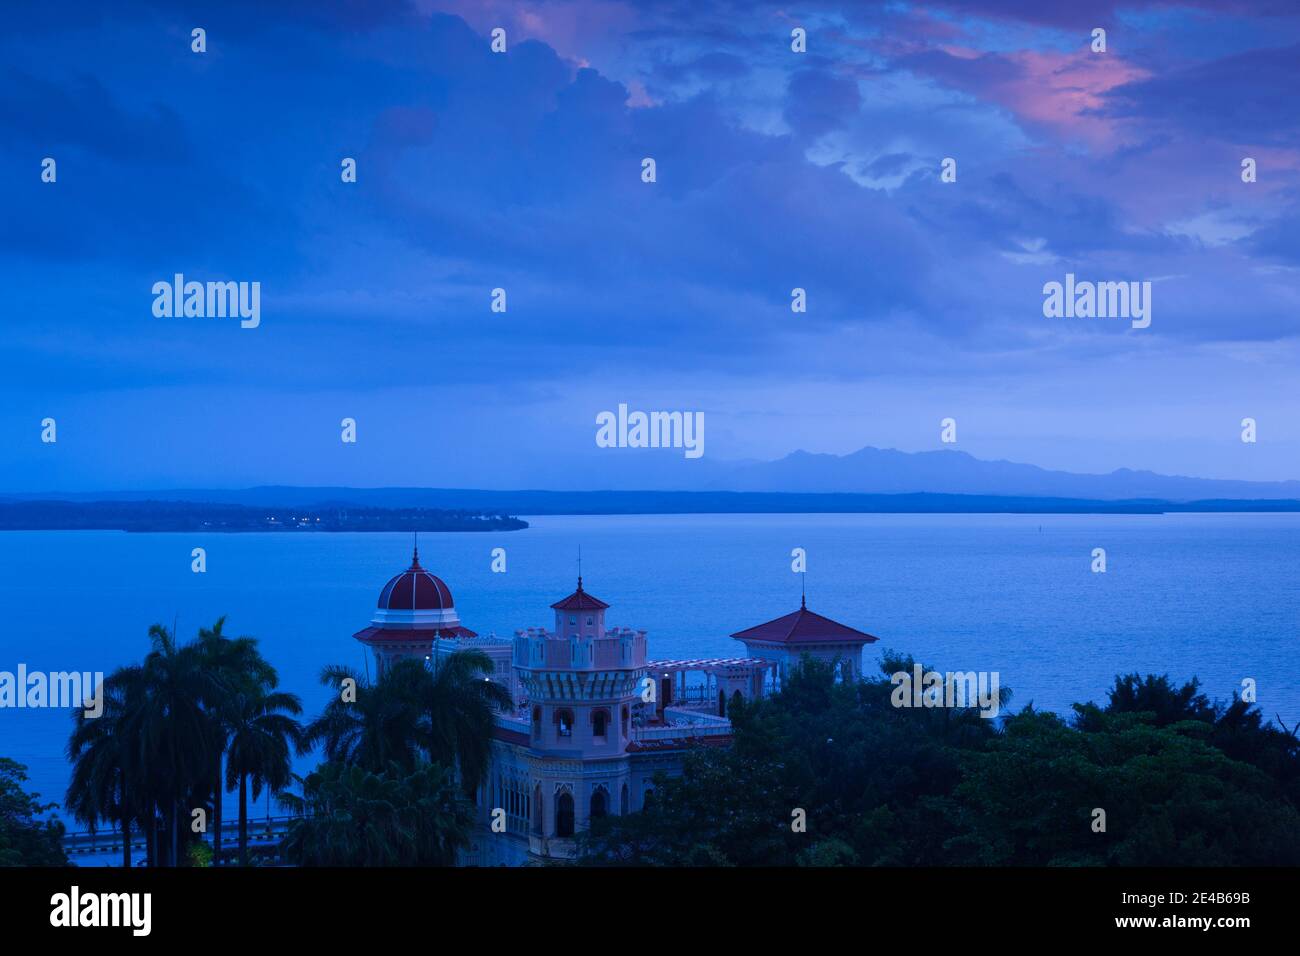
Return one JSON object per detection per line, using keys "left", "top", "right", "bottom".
{"left": 512, "top": 626, "right": 647, "bottom": 673}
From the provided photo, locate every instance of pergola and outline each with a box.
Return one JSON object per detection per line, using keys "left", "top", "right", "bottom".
{"left": 645, "top": 657, "right": 777, "bottom": 714}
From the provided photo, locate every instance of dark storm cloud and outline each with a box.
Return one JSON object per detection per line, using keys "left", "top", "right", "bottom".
{"left": 1098, "top": 42, "right": 1300, "bottom": 145}
{"left": 3, "top": 0, "right": 1300, "bottom": 490}
{"left": 783, "top": 66, "right": 863, "bottom": 138}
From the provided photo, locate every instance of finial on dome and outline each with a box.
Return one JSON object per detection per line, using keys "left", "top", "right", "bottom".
{"left": 412, "top": 531, "right": 420, "bottom": 568}
{"left": 577, "top": 545, "right": 583, "bottom": 591}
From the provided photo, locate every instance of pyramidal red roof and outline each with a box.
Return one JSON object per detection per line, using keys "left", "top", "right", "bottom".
{"left": 550, "top": 577, "right": 610, "bottom": 611}
{"left": 730, "top": 599, "right": 877, "bottom": 646}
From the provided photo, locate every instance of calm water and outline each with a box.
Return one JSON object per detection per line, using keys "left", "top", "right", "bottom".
{"left": 2, "top": 513, "right": 1298, "bottom": 814}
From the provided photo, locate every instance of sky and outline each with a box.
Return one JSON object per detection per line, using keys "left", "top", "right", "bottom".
{"left": 3, "top": 0, "right": 1300, "bottom": 491}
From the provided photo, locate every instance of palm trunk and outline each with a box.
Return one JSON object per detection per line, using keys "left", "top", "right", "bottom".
{"left": 213, "top": 749, "right": 224, "bottom": 865}
{"left": 170, "top": 799, "right": 179, "bottom": 867}
{"left": 144, "top": 797, "right": 155, "bottom": 867}
{"left": 118, "top": 778, "right": 132, "bottom": 869}
{"left": 239, "top": 773, "right": 249, "bottom": 867}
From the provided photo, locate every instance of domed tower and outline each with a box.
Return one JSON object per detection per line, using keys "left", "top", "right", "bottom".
{"left": 513, "top": 577, "right": 646, "bottom": 855}
{"left": 353, "top": 544, "right": 477, "bottom": 676}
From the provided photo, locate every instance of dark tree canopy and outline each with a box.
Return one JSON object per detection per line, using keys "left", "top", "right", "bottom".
{"left": 0, "top": 758, "right": 67, "bottom": 866}
{"left": 577, "top": 658, "right": 1300, "bottom": 867}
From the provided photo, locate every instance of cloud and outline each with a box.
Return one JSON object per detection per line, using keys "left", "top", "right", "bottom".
{"left": 4, "top": 0, "right": 1300, "bottom": 487}
{"left": 1099, "top": 42, "right": 1300, "bottom": 146}
{"left": 783, "top": 66, "right": 863, "bottom": 138}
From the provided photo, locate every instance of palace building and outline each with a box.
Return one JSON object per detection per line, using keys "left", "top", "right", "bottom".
{"left": 353, "top": 548, "right": 878, "bottom": 865}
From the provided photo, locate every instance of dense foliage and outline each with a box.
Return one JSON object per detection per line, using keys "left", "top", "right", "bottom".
{"left": 61, "top": 623, "right": 1299, "bottom": 868}
{"left": 280, "top": 761, "right": 473, "bottom": 866}
{"left": 0, "top": 758, "right": 67, "bottom": 866}
{"left": 279, "top": 651, "right": 509, "bottom": 866}
{"left": 63, "top": 627, "right": 505, "bottom": 867}
{"left": 304, "top": 654, "right": 511, "bottom": 789}
{"left": 577, "top": 656, "right": 1300, "bottom": 866}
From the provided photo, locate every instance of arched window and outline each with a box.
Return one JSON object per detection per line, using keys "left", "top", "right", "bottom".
{"left": 621, "top": 705, "right": 629, "bottom": 737}
{"left": 532, "top": 785, "right": 544, "bottom": 834}
{"left": 531, "top": 706, "right": 542, "bottom": 741}
{"left": 620, "top": 783, "right": 629, "bottom": 815}
{"left": 556, "top": 792, "right": 575, "bottom": 837}
{"left": 643, "top": 789, "right": 656, "bottom": 811}
{"left": 554, "top": 708, "right": 574, "bottom": 737}
{"left": 590, "top": 787, "right": 608, "bottom": 820}
{"left": 731, "top": 689, "right": 743, "bottom": 713}
{"left": 592, "top": 709, "right": 609, "bottom": 739}
{"left": 718, "top": 689, "right": 726, "bottom": 716}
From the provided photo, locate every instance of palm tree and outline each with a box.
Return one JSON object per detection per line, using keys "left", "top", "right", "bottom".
{"left": 131, "top": 624, "right": 217, "bottom": 867}
{"left": 193, "top": 617, "right": 278, "bottom": 864}
{"left": 66, "top": 619, "right": 293, "bottom": 867}
{"left": 420, "top": 650, "right": 512, "bottom": 795}
{"left": 304, "top": 663, "right": 426, "bottom": 773}
{"left": 305, "top": 652, "right": 511, "bottom": 793}
{"left": 65, "top": 666, "right": 147, "bottom": 868}
{"left": 224, "top": 687, "right": 304, "bottom": 866}
{"left": 281, "top": 762, "right": 409, "bottom": 866}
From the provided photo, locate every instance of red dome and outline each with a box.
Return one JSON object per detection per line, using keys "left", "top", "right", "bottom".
{"left": 378, "top": 548, "right": 454, "bottom": 612}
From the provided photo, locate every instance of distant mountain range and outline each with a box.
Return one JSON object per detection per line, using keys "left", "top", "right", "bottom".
{"left": 705, "top": 447, "right": 1300, "bottom": 501}
{"left": 3, "top": 446, "right": 1299, "bottom": 516}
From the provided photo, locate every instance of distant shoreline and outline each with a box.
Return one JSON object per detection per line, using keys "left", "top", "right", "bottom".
{"left": 0, "top": 500, "right": 529, "bottom": 533}
{"left": 2, "top": 490, "right": 1299, "bottom": 530}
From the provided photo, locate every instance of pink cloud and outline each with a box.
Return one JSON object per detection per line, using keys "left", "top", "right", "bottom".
{"left": 996, "top": 49, "right": 1150, "bottom": 146}
{"left": 901, "top": 44, "right": 1152, "bottom": 150}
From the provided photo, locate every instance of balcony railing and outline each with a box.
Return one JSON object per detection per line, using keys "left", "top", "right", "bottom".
{"left": 632, "top": 719, "right": 733, "bottom": 743}
{"left": 661, "top": 706, "right": 730, "bottom": 726}
{"left": 497, "top": 714, "right": 531, "bottom": 735}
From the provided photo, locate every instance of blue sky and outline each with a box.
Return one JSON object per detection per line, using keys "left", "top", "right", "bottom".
{"left": 3, "top": 0, "right": 1300, "bottom": 491}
